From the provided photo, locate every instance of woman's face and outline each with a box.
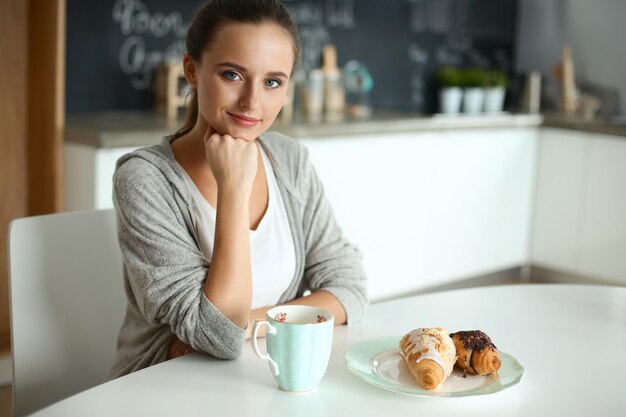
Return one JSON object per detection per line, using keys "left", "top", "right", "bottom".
{"left": 186, "top": 22, "right": 294, "bottom": 142}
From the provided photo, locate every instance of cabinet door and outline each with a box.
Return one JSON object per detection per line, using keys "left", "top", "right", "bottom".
{"left": 302, "top": 128, "right": 538, "bottom": 300}
{"left": 302, "top": 133, "right": 439, "bottom": 300}
{"left": 578, "top": 134, "right": 626, "bottom": 284}
{"left": 94, "top": 147, "right": 139, "bottom": 209}
{"left": 64, "top": 143, "right": 137, "bottom": 211}
{"left": 531, "top": 128, "right": 587, "bottom": 273}
{"left": 64, "top": 143, "right": 97, "bottom": 211}
{"left": 532, "top": 129, "right": 626, "bottom": 286}
{"left": 423, "top": 128, "right": 538, "bottom": 285}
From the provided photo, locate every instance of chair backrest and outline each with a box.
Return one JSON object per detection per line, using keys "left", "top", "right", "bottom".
{"left": 8, "top": 209, "right": 126, "bottom": 416}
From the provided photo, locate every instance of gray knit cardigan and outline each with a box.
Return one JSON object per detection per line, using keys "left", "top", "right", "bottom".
{"left": 108, "top": 131, "right": 368, "bottom": 378}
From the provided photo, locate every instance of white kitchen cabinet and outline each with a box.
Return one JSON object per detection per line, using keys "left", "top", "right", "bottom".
{"left": 531, "top": 128, "right": 626, "bottom": 285}
{"left": 531, "top": 128, "right": 587, "bottom": 272}
{"left": 578, "top": 134, "right": 626, "bottom": 283}
{"left": 302, "top": 128, "right": 539, "bottom": 300}
{"left": 64, "top": 142, "right": 138, "bottom": 211}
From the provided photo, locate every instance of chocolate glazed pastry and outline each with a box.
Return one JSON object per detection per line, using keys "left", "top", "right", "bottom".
{"left": 449, "top": 330, "right": 501, "bottom": 376}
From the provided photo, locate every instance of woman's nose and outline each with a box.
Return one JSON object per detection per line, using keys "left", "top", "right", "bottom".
{"left": 240, "top": 83, "right": 260, "bottom": 110}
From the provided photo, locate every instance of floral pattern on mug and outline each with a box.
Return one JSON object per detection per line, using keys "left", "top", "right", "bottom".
{"left": 317, "top": 315, "right": 327, "bottom": 323}
{"left": 275, "top": 312, "right": 287, "bottom": 322}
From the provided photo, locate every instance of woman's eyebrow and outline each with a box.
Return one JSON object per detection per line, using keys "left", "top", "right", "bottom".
{"left": 216, "top": 62, "right": 288, "bottom": 79}
{"left": 267, "top": 70, "right": 289, "bottom": 80}
{"left": 216, "top": 61, "right": 247, "bottom": 72}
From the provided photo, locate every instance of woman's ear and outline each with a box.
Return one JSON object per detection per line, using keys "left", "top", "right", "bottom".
{"left": 183, "top": 54, "right": 198, "bottom": 87}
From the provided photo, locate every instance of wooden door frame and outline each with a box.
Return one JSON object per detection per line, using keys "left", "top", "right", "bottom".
{"left": 0, "top": 0, "right": 65, "bottom": 354}
{"left": 27, "top": 0, "right": 66, "bottom": 215}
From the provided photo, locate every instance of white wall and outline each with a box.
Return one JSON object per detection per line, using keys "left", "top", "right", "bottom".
{"left": 516, "top": 0, "right": 626, "bottom": 114}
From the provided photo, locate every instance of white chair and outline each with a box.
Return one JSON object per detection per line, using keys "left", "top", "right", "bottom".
{"left": 8, "top": 209, "right": 126, "bottom": 416}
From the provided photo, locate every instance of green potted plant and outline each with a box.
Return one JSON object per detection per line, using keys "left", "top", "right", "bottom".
{"left": 483, "top": 70, "right": 509, "bottom": 113}
{"left": 437, "top": 66, "right": 464, "bottom": 114}
{"left": 461, "top": 67, "right": 488, "bottom": 114}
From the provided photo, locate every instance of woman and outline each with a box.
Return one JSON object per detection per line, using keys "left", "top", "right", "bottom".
{"left": 109, "top": 0, "right": 367, "bottom": 379}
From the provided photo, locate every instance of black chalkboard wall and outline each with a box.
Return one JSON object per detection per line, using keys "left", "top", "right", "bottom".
{"left": 66, "top": 0, "right": 517, "bottom": 115}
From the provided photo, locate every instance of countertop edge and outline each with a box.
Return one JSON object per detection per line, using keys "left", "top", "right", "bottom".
{"left": 64, "top": 112, "right": 626, "bottom": 149}
{"left": 541, "top": 115, "right": 626, "bottom": 138}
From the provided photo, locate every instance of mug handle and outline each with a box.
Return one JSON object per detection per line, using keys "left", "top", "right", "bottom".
{"left": 251, "top": 320, "right": 279, "bottom": 376}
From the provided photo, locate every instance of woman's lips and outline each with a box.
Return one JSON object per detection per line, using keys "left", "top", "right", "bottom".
{"left": 227, "top": 112, "right": 261, "bottom": 127}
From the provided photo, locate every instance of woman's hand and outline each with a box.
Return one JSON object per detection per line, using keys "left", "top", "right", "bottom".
{"left": 203, "top": 128, "right": 258, "bottom": 195}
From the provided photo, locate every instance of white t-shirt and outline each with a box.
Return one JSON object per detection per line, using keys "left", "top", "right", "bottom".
{"left": 179, "top": 147, "right": 296, "bottom": 309}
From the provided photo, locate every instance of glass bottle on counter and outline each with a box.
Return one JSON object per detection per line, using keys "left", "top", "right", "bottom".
{"left": 322, "top": 45, "right": 345, "bottom": 122}
{"left": 300, "top": 69, "right": 324, "bottom": 123}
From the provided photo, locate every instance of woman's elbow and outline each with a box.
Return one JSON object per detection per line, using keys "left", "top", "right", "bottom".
{"left": 211, "top": 343, "right": 243, "bottom": 360}
{"left": 195, "top": 332, "right": 244, "bottom": 360}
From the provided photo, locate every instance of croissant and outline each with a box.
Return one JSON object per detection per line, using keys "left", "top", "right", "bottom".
{"left": 399, "top": 328, "right": 456, "bottom": 390}
{"left": 449, "top": 330, "right": 501, "bottom": 375}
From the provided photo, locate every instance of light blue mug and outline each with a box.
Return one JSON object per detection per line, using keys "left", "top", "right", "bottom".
{"left": 252, "top": 305, "right": 334, "bottom": 392}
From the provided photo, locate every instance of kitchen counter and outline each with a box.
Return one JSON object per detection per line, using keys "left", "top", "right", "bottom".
{"left": 543, "top": 113, "right": 626, "bottom": 137}
{"left": 65, "top": 111, "right": 544, "bottom": 148}
{"left": 276, "top": 112, "right": 543, "bottom": 139}
{"left": 65, "top": 110, "right": 626, "bottom": 149}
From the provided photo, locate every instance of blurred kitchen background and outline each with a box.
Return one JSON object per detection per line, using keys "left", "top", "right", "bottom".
{"left": 1, "top": 1, "right": 625, "bottom": 409}
{"left": 62, "top": 0, "right": 624, "bottom": 118}
{"left": 66, "top": 0, "right": 518, "bottom": 115}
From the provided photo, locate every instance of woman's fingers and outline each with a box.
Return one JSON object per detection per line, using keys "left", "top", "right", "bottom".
{"left": 204, "top": 133, "right": 258, "bottom": 192}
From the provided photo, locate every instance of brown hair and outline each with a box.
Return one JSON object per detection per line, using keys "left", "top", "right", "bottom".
{"left": 173, "top": 0, "right": 300, "bottom": 139}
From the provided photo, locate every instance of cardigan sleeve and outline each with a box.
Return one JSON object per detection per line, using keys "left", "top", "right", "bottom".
{"left": 113, "top": 157, "right": 246, "bottom": 359}
{"left": 297, "top": 145, "right": 369, "bottom": 323}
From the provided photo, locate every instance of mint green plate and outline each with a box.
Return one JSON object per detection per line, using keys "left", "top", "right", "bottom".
{"left": 345, "top": 336, "right": 524, "bottom": 397}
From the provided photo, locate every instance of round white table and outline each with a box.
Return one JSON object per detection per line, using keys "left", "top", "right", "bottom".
{"left": 30, "top": 284, "right": 626, "bottom": 416}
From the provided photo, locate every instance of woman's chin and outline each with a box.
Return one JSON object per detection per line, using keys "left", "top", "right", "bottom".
{"left": 223, "top": 127, "right": 262, "bottom": 142}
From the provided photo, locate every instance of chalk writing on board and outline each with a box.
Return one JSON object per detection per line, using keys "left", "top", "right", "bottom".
{"left": 410, "top": 0, "right": 454, "bottom": 33}
{"left": 112, "top": 0, "right": 187, "bottom": 90}
{"left": 435, "top": 46, "right": 462, "bottom": 67}
{"left": 298, "top": 26, "right": 332, "bottom": 71}
{"left": 326, "top": 0, "right": 355, "bottom": 29}
{"left": 118, "top": 36, "right": 184, "bottom": 90}
{"left": 492, "top": 48, "right": 511, "bottom": 71}
{"left": 285, "top": 2, "right": 323, "bottom": 26}
{"left": 285, "top": 1, "right": 358, "bottom": 71}
{"left": 112, "top": 0, "right": 186, "bottom": 37}
{"left": 467, "top": 49, "right": 489, "bottom": 68}
{"left": 286, "top": 2, "right": 330, "bottom": 71}
{"left": 408, "top": 43, "right": 429, "bottom": 111}
{"left": 433, "top": 36, "right": 471, "bottom": 66}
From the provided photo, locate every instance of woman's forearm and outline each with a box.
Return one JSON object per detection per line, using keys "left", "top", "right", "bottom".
{"left": 203, "top": 186, "right": 252, "bottom": 328}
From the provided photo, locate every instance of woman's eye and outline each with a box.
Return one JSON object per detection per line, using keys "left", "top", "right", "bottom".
{"left": 265, "top": 79, "right": 282, "bottom": 89}
{"left": 222, "top": 71, "right": 241, "bottom": 81}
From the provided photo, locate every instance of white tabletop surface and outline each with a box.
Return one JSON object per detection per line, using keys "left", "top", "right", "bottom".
{"left": 30, "top": 284, "right": 626, "bottom": 417}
